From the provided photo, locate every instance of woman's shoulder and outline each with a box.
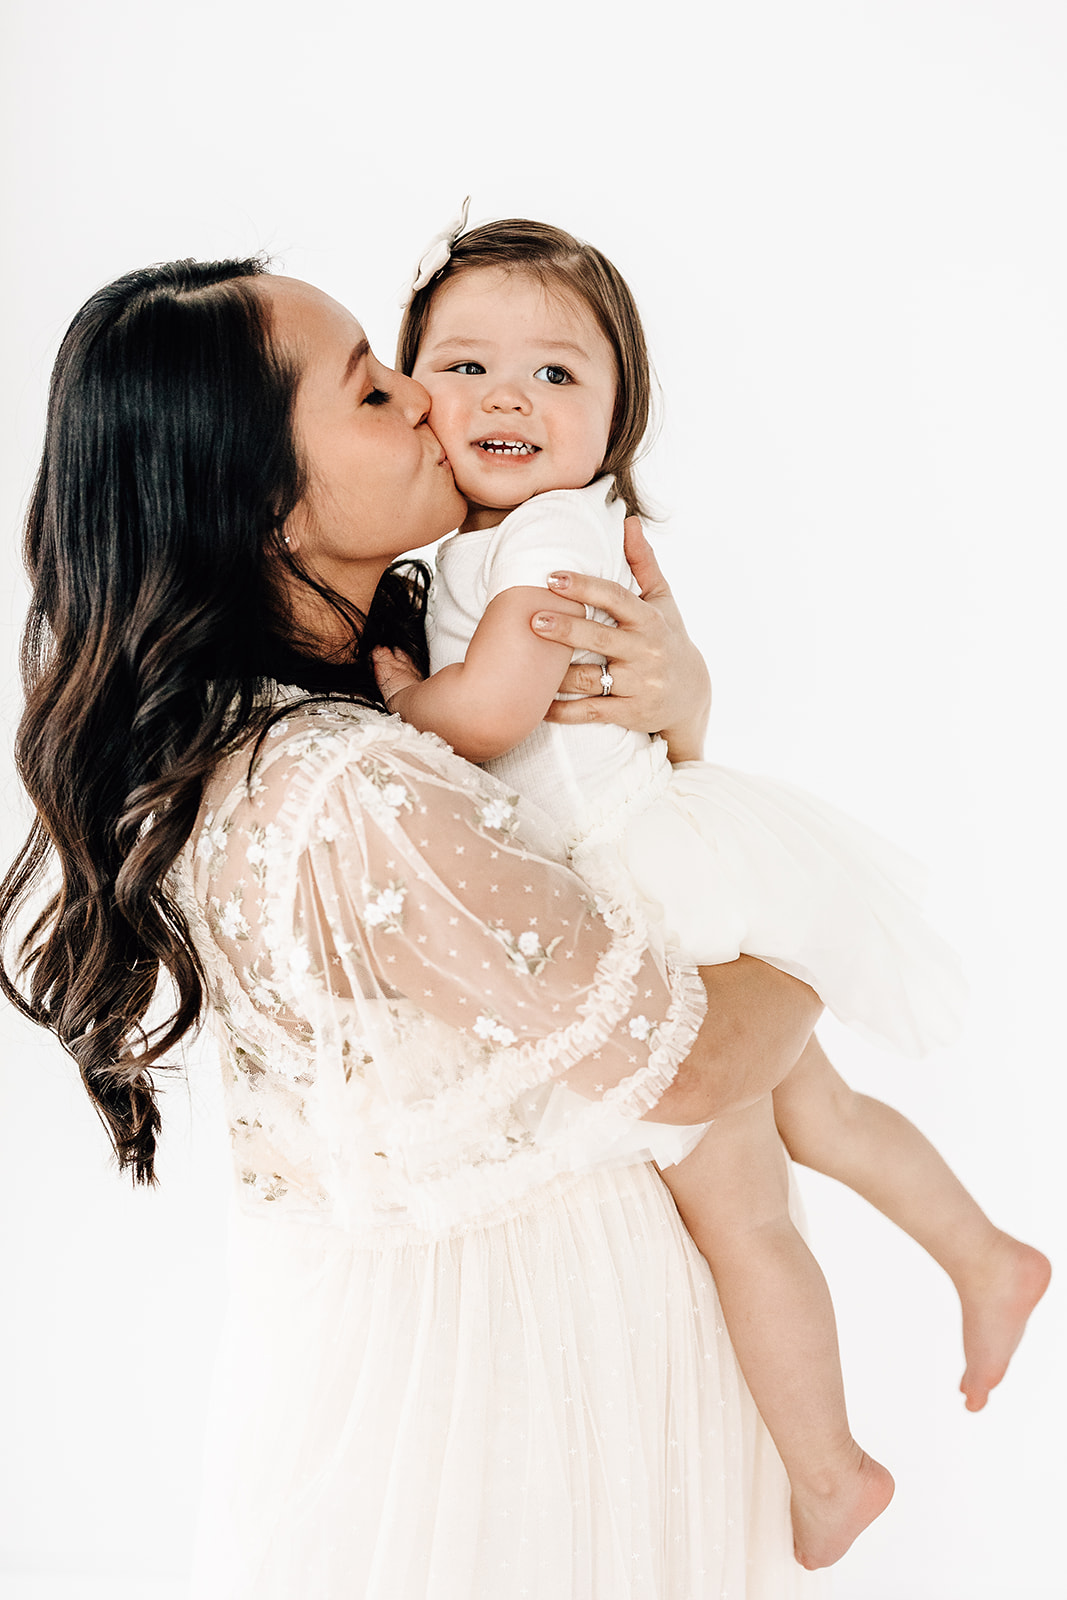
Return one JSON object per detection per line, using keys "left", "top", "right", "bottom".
{"left": 185, "top": 692, "right": 569, "bottom": 920}
{"left": 199, "top": 695, "right": 522, "bottom": 849}
{"left": 211, "top": 698, "right": 460, "bottom": 799}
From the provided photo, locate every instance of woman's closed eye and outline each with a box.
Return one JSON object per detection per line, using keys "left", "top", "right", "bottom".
{"left": 534, "top": 365, "right": 573, "bottom": 386}
{"left": 362, "top": 387, "right": 391, "bottom": 406}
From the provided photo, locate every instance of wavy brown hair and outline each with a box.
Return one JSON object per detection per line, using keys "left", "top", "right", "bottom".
{"left": 397, "top": 218, "right": 654, "bottom": 517}
{"left": 0, "top": 258, "right": 430, "bottom": 1183}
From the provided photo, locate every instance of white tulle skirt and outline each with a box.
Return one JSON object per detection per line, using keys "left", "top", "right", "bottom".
{"left": 190, "top": 1160, "right": 825, "bottom": 1599}
{"left": 572, "top": 760, "right": 966, "bottom": 1057}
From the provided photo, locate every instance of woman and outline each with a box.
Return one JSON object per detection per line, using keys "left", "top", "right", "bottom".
{"left": 1, "top": 258, "right": 825, "bottom": 1597}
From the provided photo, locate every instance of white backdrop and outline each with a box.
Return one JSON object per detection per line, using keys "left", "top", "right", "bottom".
{"left": 1, "top": 3, "right": 1064, "bottom": 1596}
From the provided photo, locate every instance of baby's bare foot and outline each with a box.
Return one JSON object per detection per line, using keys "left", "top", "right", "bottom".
{"left": 791, "top": 1445, "right": 895, "bottom": 1570}
{"left": 959, "top": 1232, "right": 1051, "bottom": 1411}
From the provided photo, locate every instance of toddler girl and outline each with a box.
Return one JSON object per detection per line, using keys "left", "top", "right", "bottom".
{"left": 381, "top": 214, "right": 1050, "bottom": 1570}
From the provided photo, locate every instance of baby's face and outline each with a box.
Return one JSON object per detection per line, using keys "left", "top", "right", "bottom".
{"left": 412, "top": 267, "right": 617, "bottom": 532}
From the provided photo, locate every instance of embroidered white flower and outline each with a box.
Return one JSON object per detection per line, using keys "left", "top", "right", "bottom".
{"left": 196, "top": 818, "right": 230, "bottom": 864}
{"left": 241, "top": 1169, "right": 288, "bottom": 1203}
{"left": 627, "top": 1014, "right": 654, "bottom": 1043}
{"left": 473, "top": 1014, "right": 517, "bottom": 1047}
{"left": 357, "top": 760, "right": 413, "bottom": 823}
{"left": 363, "top": 883, "right": 407, "bottom": 931}
{"left": 478, "top": 796, "right": 519, "bottom": 835}
{"left": 289, "top": 944, "right": 312, "bottom": 976}
{"left": 493, "top": 924, "right": 563, "bottom": 976}
{"left": 316, "top": 815, "right": 343, "bottom": 844}
{"left": 341, "top": 1035, "right": 374, "bottom": 1082}
{"left": 245, "top": 822, "right": 283, "bottom": 880}
{"left": 218, "top": 896, "right": 250, "bottom": 942}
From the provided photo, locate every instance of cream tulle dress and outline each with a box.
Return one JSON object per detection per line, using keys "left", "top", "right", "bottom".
{"left": 174, "top": 698, "right": 825, "bottom": 1599}
{"left": 430, "top": 477, "right": 966, "bottom": 1058}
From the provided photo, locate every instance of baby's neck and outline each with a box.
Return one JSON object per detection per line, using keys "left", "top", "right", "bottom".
{"left": 460, "top": 502, "right": 516, "bottom": 534}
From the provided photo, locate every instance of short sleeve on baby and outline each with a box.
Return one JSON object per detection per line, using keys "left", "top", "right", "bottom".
{"left": 482, "top": 478, "right": 630, "bottom": 604}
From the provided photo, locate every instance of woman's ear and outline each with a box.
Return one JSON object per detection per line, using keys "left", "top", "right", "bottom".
{"left": 279, "top": 505, "right": 306, "bottom": 556}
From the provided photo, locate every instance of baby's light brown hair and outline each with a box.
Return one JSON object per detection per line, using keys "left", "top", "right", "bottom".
{"left": 397, "top": 218, "right": 653, "bottom": 518}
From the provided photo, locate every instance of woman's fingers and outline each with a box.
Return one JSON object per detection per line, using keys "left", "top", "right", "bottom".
{"left": 546, "top": 691, "right": 650, "bottom": 729}
{"left": 542, "top": 570, "right": 659, "bottom": 637}
{"left": 621, "top": 514, "right": 669, "bottom": 600}
{"left": 532, "top": 517, "right": 711, "bottom": 758}
{"left": 555, "top": 661, "right": 636, "bottom": 698}
{"left": 532, "top": 606, "right": 654, "bottom": 663}
{"left": 539, "top": 516, "right": 670, "bottom": 624}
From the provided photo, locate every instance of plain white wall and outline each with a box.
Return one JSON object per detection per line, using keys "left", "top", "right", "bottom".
{"left": 1, "top": 2, "right": 1064, "bottom": 1596}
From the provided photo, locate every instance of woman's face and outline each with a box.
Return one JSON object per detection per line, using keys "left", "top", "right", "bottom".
{"left": 263, "top": 276, "right": 466, "bottom": 610}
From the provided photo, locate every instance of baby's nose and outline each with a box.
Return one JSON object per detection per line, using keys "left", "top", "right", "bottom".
{"left": 484, "top": 383, "right": 531, "bottom": 413}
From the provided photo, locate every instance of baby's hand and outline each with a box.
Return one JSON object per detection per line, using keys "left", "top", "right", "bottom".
{"left": 372, "top": 646, "right": 425, "bottom": 716}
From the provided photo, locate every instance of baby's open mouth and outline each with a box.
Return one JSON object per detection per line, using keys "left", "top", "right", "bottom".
{"left": 475, "top": 439, "right": 541, "bottom": 456}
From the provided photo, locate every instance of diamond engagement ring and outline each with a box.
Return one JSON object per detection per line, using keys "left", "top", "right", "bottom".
{"left": 599, "top": 669, "right": 614, "bottom": 697}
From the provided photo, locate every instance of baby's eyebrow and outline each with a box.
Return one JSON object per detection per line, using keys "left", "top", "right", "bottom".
{"left": 535, "top": 340, "right": 590, "bottom": 360}
{"left": 425, "top": 335, "right": 592, "bottom": 361}
{"left": 423, "top": 335, "right": 489, "bottom": 354}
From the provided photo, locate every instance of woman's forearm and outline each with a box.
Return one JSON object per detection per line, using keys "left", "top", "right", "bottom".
{"left": 644, "top": 958, "right": 822, "bottom": 1124}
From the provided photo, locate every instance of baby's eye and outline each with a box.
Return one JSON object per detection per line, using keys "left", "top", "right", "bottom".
{"left": 446, "top": 362, "right": 486, "bottom": 376}
{"left": 362, "top": 388, "right": 390, "bottom": 407}
{"left": 534, "top": 365, "right": 573, "bottom": 386}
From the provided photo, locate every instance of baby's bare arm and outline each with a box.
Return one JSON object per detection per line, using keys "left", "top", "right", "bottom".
{"left": 383, "top": 585, "right": 584, "bottom": 763}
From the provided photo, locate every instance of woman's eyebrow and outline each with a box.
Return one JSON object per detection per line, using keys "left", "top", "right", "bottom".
{"left": 341, "top": 337, "right": 371, "bottom": 385}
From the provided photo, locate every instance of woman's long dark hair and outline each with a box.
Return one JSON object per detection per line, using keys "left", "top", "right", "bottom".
{"left": 0, "top": 258, "right": 430, "bottom": 1183}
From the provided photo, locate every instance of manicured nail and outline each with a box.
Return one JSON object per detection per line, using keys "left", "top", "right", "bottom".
{"left": 532, "top": 613, "right": 555, "bottom": 630}
{"left": 546, "top": 572, "right": 570, "bottom": 590}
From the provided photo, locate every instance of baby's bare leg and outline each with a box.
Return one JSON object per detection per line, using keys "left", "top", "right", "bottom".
{"left": 659, "top": 1095, "right": 893, "bottom": 1569}
{"left": 773, "top": 1037, "right": 1051, "bottom": 1411}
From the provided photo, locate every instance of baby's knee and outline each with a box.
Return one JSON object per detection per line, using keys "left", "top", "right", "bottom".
{"left": 774, "top": 1067, "right": 865, "bottom": 1162}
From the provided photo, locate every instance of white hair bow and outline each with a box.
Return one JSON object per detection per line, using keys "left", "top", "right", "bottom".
{"left": 399, "top": 196, "right": 472, "bottom": 309}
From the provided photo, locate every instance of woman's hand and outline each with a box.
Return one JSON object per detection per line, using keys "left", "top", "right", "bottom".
{"left": 531, "top": 518, "right": 711, "bottom": 763}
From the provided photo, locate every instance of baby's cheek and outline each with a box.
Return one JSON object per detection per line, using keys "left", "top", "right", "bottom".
{"left": 426, "top": 395, "right": 461, "bottom": 451}
{"left": 428, "top": 401, "right": 477, "bottom": 490}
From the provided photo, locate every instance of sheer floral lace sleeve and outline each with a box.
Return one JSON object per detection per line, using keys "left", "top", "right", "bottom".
{"left": 174, "top": 703, "right": 706, "bottom": 1233}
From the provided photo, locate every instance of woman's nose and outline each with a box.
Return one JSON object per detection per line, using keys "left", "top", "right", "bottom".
{"left": 399, "top": 371, "right": 432, "bottom": 425}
